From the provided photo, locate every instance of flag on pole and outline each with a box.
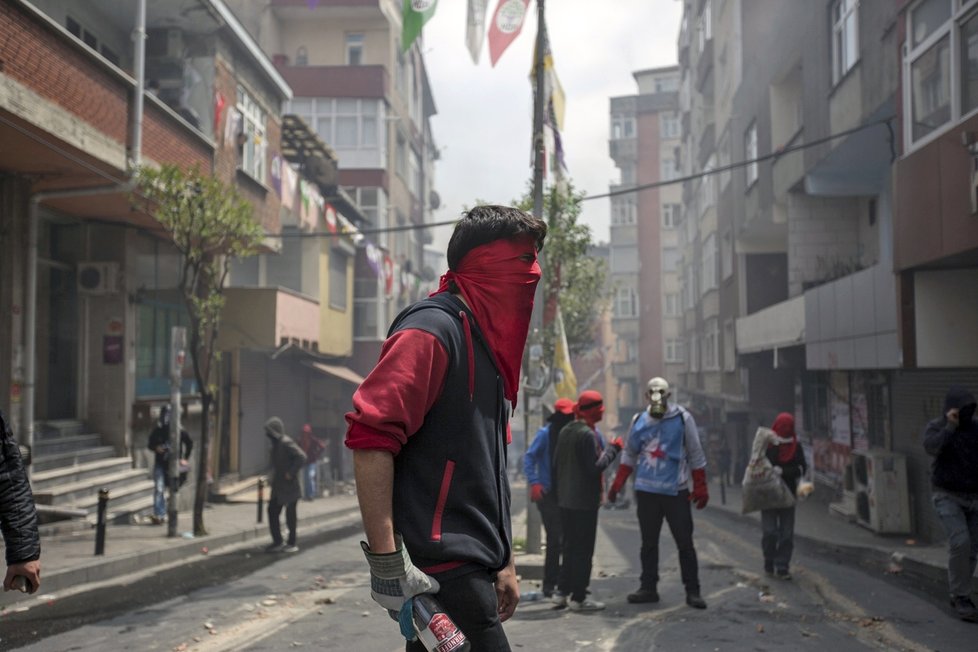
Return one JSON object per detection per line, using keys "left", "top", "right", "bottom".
{"left": 543, "top": 42, "right": 566, "bottom": 132}
{"left": 466, "top": 0, "right": 489, "bottom": 63}
{"left": 488, "top": 0, "right": 531, "bottom": 67}
{"left": 553, "top": 305, "right": 578, "bottom": 400}
{"left": 402, "top": 0, "right": 438, "bottom": 53}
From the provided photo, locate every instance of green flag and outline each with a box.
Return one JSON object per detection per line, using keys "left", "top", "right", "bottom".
{"left": 402, "top": 0, "right": 438, "bottom": 52}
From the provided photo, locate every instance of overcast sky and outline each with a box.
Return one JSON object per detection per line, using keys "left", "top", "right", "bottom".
{"left": 422, "top": 1, "right": 682, "bottom": 250}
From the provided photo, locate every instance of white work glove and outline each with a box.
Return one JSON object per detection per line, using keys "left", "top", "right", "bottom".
{"left": 361, "top": 534, "right": 440, "bottom": 613}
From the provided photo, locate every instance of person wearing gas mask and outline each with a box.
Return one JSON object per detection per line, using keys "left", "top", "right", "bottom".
{"left": 608, "top": 377, "right": 709, "bottom": 609}
{"left": 553, "top": 390, "right": 622, "bottom": 611}
{"left": 147, "top": 405, "right": 193, "bottom": 526}
{"left": 923, "top": 386, "right": 978, "bottom": 623}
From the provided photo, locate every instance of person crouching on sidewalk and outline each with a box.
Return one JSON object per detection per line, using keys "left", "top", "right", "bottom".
{"left": 554, "top": 390, "right": 622, "bottom": 612}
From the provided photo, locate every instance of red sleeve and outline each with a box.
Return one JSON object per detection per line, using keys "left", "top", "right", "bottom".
{"left": 344, "top": 329, "right": 449, "bottom": 455}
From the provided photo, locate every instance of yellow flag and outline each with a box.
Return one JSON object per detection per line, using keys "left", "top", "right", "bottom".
{"left": 553, "top": 305, "right": 577, "bottom": 400}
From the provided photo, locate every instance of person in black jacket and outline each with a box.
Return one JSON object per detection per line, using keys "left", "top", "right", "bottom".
{"left": 761, "top": 412, "right": 807, "bottom": 580}
{"left": 264, "top": 417, "right": 306, "bottom": 554}
{"left": 553, "top": 390, "right": 621, "bottom": 612}
{"left": 147, "top": 405, "right": 193, "bottom": 525}
{"left": 923, "top": 386, "right": 978, "bottom": 623}
{"left": 1, "top": 409, "right": 41, "bottom": 594}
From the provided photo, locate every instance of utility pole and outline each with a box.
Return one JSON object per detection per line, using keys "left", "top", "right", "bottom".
{"left": 168, "top": 326, "right": 187, "bottom": 538}
{"left": 525, "top": 0, "right": 547, "bottom": 557}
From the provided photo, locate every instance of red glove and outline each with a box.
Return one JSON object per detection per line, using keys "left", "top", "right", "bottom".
{"left": 607, "top": 464, "right": 633, "bottom": 503}
{"left": 530, "top": 483, "right": 545, "bottom": 502}
{"left": 609, "top": 437, "right": 624, "bottom": 451}
{"left": 690, "top": 468, "right": 709, "bottom": 509}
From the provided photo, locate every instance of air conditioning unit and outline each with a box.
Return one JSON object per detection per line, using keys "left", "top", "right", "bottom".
{"left": 852, "top": 449, "right": 911, "bottom": 534}
{"left": 77, "top": 262, "right": 119, "bottom": 295}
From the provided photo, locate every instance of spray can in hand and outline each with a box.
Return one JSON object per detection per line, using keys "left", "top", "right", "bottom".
{"left": 412, "top": 593, "right": 470, "bottom": 652}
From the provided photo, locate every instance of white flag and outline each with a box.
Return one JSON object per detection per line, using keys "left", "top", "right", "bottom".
{"left": 466, "top": 0, "right": 489, "bottom": 63}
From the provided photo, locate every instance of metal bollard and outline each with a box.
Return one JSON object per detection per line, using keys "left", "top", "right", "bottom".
{"left": 257, "top": 477, "right": 264, "bottom": 524}
{"left": 94, "top": 488, "right": 109, "bottom": 555}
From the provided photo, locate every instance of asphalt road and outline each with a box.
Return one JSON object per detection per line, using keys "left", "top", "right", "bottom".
{"left": 3, "top": 505, "right": 975, "bottom": 651}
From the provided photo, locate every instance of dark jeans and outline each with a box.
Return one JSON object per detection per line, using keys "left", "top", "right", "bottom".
{"left": 268, "top": 496, "right": 297, "bottom": 546}
{"left": 635, "top": 490, "right": 700, "bottom": 594}
{"left": 558, "top": 507, "right": 599, "bottom": 602}
{"left": 933, "top": 491, "right": 978, "bottom": 597}
{"left": 761, "top": 505, "right": 796, "bottom": 573}
{"left": 536, "top": 492, "right": 563, "bottom": 593}
{"left": 406, "top": 569, "right": 510, "bottom": 652}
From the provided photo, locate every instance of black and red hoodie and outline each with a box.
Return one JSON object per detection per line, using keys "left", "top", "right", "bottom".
{"left": 345, "top": 292, "right": 511, "bottom": 580}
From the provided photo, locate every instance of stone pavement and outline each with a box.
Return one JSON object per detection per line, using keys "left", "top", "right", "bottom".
{"left": 2, "top": 477, "right": 962, "bottom": 613}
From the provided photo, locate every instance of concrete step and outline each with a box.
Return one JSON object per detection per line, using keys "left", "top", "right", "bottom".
{"left": 96, "top": 494, "right": 156, "bottom": 525}
{"left": 31, "top": 446, "right": 117, "bottom": 472}
{"left": 33, "top": 469, "right": 150, "bottom": 506}
{"left": 37, "top": 419, "right": 85, "bottom": 439}
{"left": 63, "top": 479, "right": 156, "bottom": 517}
{"left": 31, "top": 457, "right": 134, "bottom": 492}
{"left": 209, "top": 475, "right": 264, "bottom": 503}
{"left": 32, "top": 434, "right": 103, "bottom": 457}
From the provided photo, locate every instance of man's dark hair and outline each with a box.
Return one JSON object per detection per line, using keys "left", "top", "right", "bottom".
{"left": 446, "top": 205, "right": 547, "bottom": 271}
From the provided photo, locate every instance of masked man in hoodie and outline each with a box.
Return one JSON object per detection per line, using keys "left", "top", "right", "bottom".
{"left": 923, "top": 386, "right": 978, "bottom": 623}
{"left": 608, "top": 377, "right": 709, "bottom": 609}
{"left": 346, "top": 205, "right": 547, "bottom": 651}
{"left": 264, "top": 417, "right": 306, "bottom": 554}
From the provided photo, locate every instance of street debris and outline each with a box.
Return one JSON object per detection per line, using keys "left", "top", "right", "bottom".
{"left": 261, "top": 599, "right": 278, "bottom": 607}
{"left": 315, "top": 596, "right": 336, "bottom": 605}
{"left": 756, "top": 624, "right": 765, "bottom": 633}
{"left": 886, "top": 552, "right": 904, "bottom": 574}
{"left": 758, "top": 591, "right": 775, "bottom": 603}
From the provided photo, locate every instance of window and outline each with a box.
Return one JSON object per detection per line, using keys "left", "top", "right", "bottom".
{"left": 295, "top": 46, "right": 308, "bottom": 66}
{"left": 662, "top": 247, "right": 680, "bottom": 272}
{"left": 704, "top": 319, "right": 719, "bottom": 370}
{"left": 701, "top": 233, "right": 717, "bottom": 293}
{"left": 612, "top": 196, "right": 637, "bottom": 225}
{"left": 689, "top": 334, "right": 700, "bottom": 372}
{"left": 660, "top": 113, "right": 680, "bottom": 139}
{"left": 802, "top": 373, "right": 830, "bottom": 432}
{"left": 655, "top": 77, "right": 680, "bottom": 93}
{"left": 329, "top": 250, "right": 349, "bottom": 310}
{"left": 291, "top": 98, "right": 382, "bottom": 150}
{"left": 961, "top": 11, "right": 978, "bottom": 113}
{"left": 620, "top": 163, "right": 636, "bottom": 184}
{"left": 664, "top": 293, "right": 680, "bottom": 317}
{"left": 683, "top": 262, "right": 698, "bottom": 309}
{"left": 665, "top": 338, "right": 685, "bottom": 363}
{"left": 717, "top": 129, "right": 731, "bottom": 190}
{"left": 345, "top": 186, "right": 383, "bottom": 228}
{"left": 745, "top": 122, "right": 758, "bottom": 188}
{"left": 611, "top": 114, "right": 636, "bottom": 139}
{"left": 136, "top": 300, "right": 194, "bottom": 398}
{"left": 395, "top": 132, "right": 408, "bottom": 181}
{"left": 721, "top": 231, "right": 734, "bottom": 279}
{"left": 237, "top": 85, "right": 267, "bottom": 182}
{"left": 616, "top": 287, "right": 638, "bottom": 318}
{"left": 346, "top": 33, "right": 364, "bottom": 65}
{"left": 911, "top": 35, "right": 951, "bottom": 142}
{"left": 662, "top": 203, "right": 680, "bottom": 228}
{"left": 700, "top": 155, "right": 715, "bottom": 215}
{"left": 661, "top": 154, "right": 680, "bottom": 181}
{"left": 831, "top": 0, "right": 860, "bottom": 84}
{"left": 723, "top": 319, "right": 736, "bottom": 371}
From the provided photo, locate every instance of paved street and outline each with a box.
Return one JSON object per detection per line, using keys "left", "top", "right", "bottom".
{"left": 4, "top": 502, "right": 974, "bottom": 652}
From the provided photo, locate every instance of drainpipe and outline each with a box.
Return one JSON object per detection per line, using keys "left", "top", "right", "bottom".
{"left": 22, "top": 0, "right": 148, "bottom": 451}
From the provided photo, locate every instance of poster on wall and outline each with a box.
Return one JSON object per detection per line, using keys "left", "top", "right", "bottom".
{"left": 850, "top": 374, "right": 870, "bottom": 452}
{"left": 813, "top": 371, "right": 852, "bottom": 487}
{"left": 103, "top": 318, "right": 124, "bottom": 365}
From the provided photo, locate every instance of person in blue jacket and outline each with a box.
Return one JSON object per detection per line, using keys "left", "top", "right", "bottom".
{"left": 524, "top": 397, "right": 576, "bottom": 598}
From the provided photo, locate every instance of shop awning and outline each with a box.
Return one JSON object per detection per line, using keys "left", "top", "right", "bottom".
{"left": 306, "top": 361, "right": 364, "bottom": 386}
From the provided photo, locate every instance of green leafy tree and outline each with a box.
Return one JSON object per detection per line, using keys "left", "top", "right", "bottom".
{"left": 134, "top": 164, "right": 263, "bottom": 535}
{"left": 517, "top": 181, "right": 608, "bottom": 360}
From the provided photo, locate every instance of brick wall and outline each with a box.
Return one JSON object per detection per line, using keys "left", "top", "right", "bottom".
{"left": 142, "top": 103, "right": 212, "bottom": 169}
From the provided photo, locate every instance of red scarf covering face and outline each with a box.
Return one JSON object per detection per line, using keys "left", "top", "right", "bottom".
{"left": 770, "top": 412, "right": 798, "bottom": 464}
{"left": 431, "top": 236, "right": 541, "bottom": 408}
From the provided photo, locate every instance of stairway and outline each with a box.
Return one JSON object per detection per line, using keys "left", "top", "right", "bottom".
{"left": 29, "top": 420, "right": 155, "bottom": 529}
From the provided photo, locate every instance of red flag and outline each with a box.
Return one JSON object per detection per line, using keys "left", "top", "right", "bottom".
{"left": 487, "top": 0, "right": 530, "bottom": 67}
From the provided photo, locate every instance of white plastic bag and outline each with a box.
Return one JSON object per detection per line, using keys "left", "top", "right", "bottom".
{"left": 741, "top": 427, "right": 796, "bottom": 514}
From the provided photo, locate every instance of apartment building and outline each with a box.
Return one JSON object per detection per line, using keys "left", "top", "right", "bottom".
{"left": 608, "top": 67, "right": 681, "bottom": 425}
{"left": 226, "top": 0, "right": 439, "bottom": 376}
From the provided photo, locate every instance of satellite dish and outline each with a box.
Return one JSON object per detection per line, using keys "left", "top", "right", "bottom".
{"left": 429, "top": 190, "right": 441, "bottom": 210}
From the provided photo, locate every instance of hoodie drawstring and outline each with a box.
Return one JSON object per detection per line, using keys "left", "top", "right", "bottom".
{"left": 460, "top": 311, "right": 475, "bottom": 401}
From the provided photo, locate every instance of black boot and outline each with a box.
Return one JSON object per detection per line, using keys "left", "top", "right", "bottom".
{"left": 627, "top": 587, "right": 659, "bottom": 604}
{"left": 951, "top": 596, "right": 978, "bottom": 623}
{"left": 686, "top": 592, "right": 707, "bottom": 609}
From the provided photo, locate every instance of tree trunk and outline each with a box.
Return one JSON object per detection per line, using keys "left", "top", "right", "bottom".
{"left": 193, "top": 390, "right": 212, "bottom": 536}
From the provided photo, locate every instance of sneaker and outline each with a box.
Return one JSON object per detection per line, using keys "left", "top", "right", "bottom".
{"left": 264, "top": 542, "right": 285, "bottom": 553}
{"left": 282, "top": 544, "right": 299, "bottom": 553}
{"left": 551, "top": 592, "right": 568, "bottom": 608}
{"left": 775, "top": 570, "right": 792, "bottom": 581}
{"left": 627, "top": 588, "right": 660, "bottom": 604}
{"left": 950, "top": 596, "right": 978, "bottom": 623}
{"left": 568, "top": 598, "right": 605, "bottom": 612}
{"left": 685, "top": 593, "right": 707, "bottom": 609}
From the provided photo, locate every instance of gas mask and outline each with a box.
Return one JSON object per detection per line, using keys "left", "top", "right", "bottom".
{"left": 647, "top": 377, "right": 671, "bottom": 418}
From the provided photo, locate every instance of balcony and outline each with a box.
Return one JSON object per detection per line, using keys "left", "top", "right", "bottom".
{"left": 735, "top": 295, "right": 804, "bottom": 355}
{"left": 218, "top": 287, "right": 321, "bottom": 352}
{"left": 609, "top": 137, "right": 638, "bottom": 164}
{"left": 277, "top": 65, "right": 388, "bottom": 99}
